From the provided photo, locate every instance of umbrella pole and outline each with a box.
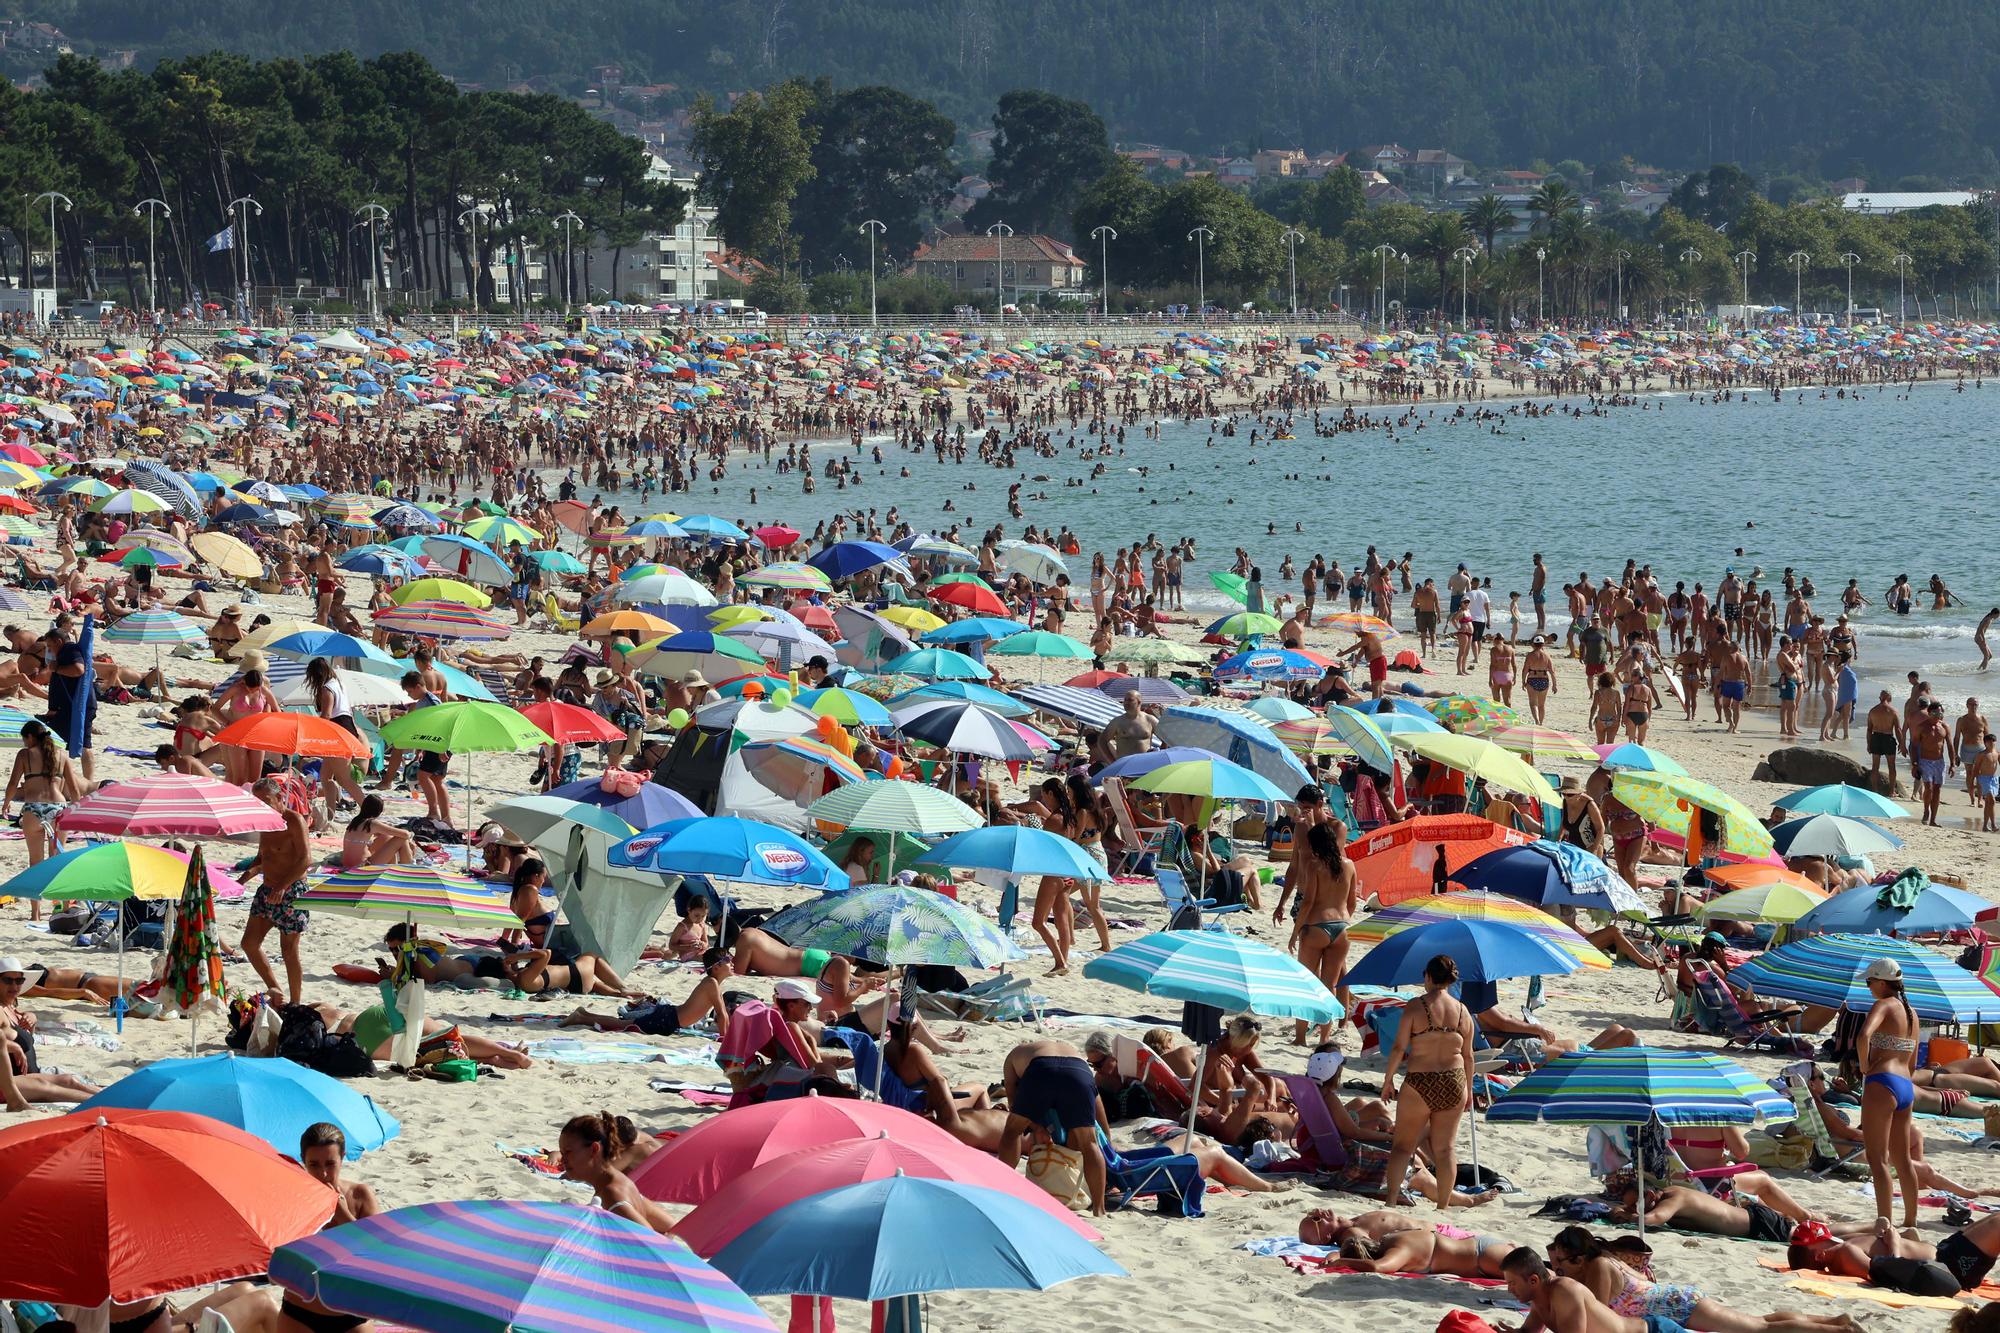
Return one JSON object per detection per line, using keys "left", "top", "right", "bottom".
{"left": 1185, "top": 1042, "right": 1208, "bottom": 1143}
{"left": 1635, "top": 1120, "right": 1646, "bottom": 1242}
{"left": 114, "top": 915, "right": 126, "bottom": 1035}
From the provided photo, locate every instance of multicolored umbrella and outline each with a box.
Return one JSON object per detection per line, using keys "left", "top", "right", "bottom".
{"left": 1698, "top": 879, "right": 1827, "bottom": 925}
{"left": 1318, "top": 611, "right": 1400, "bottom": 640}
{"left": 270, "top": 1199, "right": 773, "bottom": 1333}
{"left": 1424, "top": 694, "right": 1524, "bottom": 735}
{"left": 1323, "top": 704, "right": 1398, "bottom": 772}
{"left": 57, "top": 773, "right": 285, "bottom": 838}
{"left": 298, "top": 864, "right": 518, "bottom": 927}
{"left": 1728, "top": 933, "right": 2000, "bottom": 1021}
{"left": 1347, "top": 888, "right": 1611, "bottom": 968}
{"left": 389, "top": 577, "right": 492, "bottom": 609}
{"left": 1128, "top": 757, "right": 1293, "bottom": 804}
{"left": 1488, "top": 724, "right": 1600, "bottom": 765}
{"left": 1611, "top": 770, "right": 1775, "bottom": 858}
{"left": 460, "top": 513, "right": 540, "bottom": 547}
{"left": 1, "top": 841, "right": 246, "bottom": 902}
{"left": 372, "top": 598, "right": 512, "bottom": 640}
{"left": 103, "top": 608, "right": 206, "bottom": 647}
{"left": 795, "top": 686, "right": 892, "bottom": 728}
{"left": 164, "top": 843, "right": 225, "bottom": 1020}
{"left": 739, "top": 562, "right": 833, "bottom": 593}
{"left": 1488, "top": 1045, "right": 1794, "bottom": 1130}
{"left": 761, "top": 883, "right": 1024, "bottom": 967}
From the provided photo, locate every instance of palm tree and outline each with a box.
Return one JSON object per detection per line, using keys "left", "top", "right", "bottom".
{"left": 1413, "top": 212, "right": 1472, "bottom": 315}
{"left": 1527, "top": 180, "right": 1581, "bottom": 233}
{"left": 1466, "top": 194, "right": 1517, "bottom": 254}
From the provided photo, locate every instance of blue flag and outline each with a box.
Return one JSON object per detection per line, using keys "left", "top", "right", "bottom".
{"left": 205, "top": 225, "right": 234, "bottom": 253}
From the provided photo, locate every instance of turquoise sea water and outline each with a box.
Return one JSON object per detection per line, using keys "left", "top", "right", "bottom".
{"left": 579, "top": 377, "right": 2000, "bottom": 704}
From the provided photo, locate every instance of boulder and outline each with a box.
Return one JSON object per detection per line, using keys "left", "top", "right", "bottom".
{"left": 1750, "top": 745, "right": 1899, "bottom": 796}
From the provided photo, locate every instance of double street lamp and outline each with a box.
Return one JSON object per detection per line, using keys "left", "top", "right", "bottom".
{"left": 133, "top": 198, "right": 170, "bottom": 310}
{"left": 28, "top": 191, "right": 72, "bottom": 304}
{"left": 859, "top": 219, "right": 885, "bottom": 326}
{"left": 1452, "top": 246, "right": 1479, "bottom": 327}
{"left": 984, "top": 221, "right": 1013, "bottom": 319}
{"left": 355, "top": 203, "right": 390, "bottom": 321}
{"left": 1090, "top": 225, "right": 1117, "bottom": 318}
{"left": 1189, "top": 225, "right": 1214, "bottom": 325}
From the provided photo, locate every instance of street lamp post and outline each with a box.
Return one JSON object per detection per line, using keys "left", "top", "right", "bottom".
{"left": 984, "top": 221, "right": 1013, "bottom": 321}
{"left": 858, "top": 219, "right": 886, "bottom": 326}
{"left": 1278, "top": 226, "right": 1304, "bottom": 317}
{"left": 1612, "top": 248, "right": 1630, "bottom": 321}
{"left": 1090, "top": 225, "right": 1117, "bottom": 319}
{"left": 457, "top": 203, "right": 488, "bottom": 311}
{"left": 1839, "top": 252, "right": 1860, "bottom": 323}
{"left": 354, "top": 203, "right": 390, "bottom": 321}
{"left": 133, "top": 198, "right": 171, "bottom": 311}
{"left": 1372, "top": 242, "right": 1399, "bottom": 326}
{"left": 1452, "top": 246, "right": 1479, "bottom": 327}
{"left": 1678, "top": 247, "right": 1702, "bottom": 330}
{"left": 1787, "top": 251, "right": 1810, "bottom": 322}
{"left": 29, "top": 191, "right": 72, "bottom": 307}
{"left": 1733, "top": 249, "right": 1755, "bottom": 322}
{"left": 1188, "top": 225, "right": 1214, "bottom": 325}
{"left": 225, "top": 195, "right": 261, "bottom": 318}
{"left": 1893, "top": 252, "right": 1913, "bottom": 323}
{"left": 1398, "top": 251, "right": 1409, "bottom": 315}
{"left": 552, "top": 211, "right": 583, "bottom": 314}
{"left": 1535, "top": 246, "right": 1547, "bottom": 324}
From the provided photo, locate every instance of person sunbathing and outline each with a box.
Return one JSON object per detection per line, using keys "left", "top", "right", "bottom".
{"left": 1802, "top": 1065, "right": 2000, "bottom": 1198}
{"left": 502, "top": 919, "right": 634, "bottom": 999}
{"left": 1335, "top": 1223, "right": 1518, "bottom": 1280}
{"left": 19, "top": 964, "right": 139, "bottom": 1006}
{"left": 1789, "top": 1215, "right": 2000, "bottom": 1298}
{"left": 1656, "top": 1123, "right": 1817, "bottom": 1221}
{"left": 730, "top": 926, "right": 874, "bottom": 1019}
{"left": 560, "top": 947, "right": 733, "bottom": 1038}
{"left": 1121, "top": 1121, "right": 1294, "bottom": 1196}
{"left": 1196, "top": 1014, "right": 1296, "bottom": 1139}
{"left": 0, "top": 653, "right": 48, "bottom": 700}
{"left": 0, "top": 964, "right": 101, "bottom": 1105}
{"left": 1548, "top": 1225, "right": 1859, "bottom": 1333}
{"left": 1612, "top": 1183, "right": 1809, "bottom": 1243}
{"left": 877, "top": 1013, "right": 990, "bottom": 1141}
{"left": 558, "top": 1112, "right": 676, "bottom": 1235}
{"left": 1300, "top": 1211, "right": 1508, "bottom": 1269}
{"left": 379, "top": 924, "right": 512, "bottom": 990}
{"left": 312, "top": 1002, "right": 533, "bottom": 1070}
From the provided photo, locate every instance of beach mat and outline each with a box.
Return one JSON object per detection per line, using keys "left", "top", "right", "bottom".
{"left": 1759, "top": 1256, "right": 2000, "bottom": 1302}
{"left": 1783, "top": 1275, "right": 1974, "bottom": 1310}
{"left": 523, "top": 1037, "right": 717, "bottom": 1066}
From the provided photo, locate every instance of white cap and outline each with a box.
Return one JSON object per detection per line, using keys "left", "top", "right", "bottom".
{"left": 772, "top": 978, "right": 815, "bottom": 1003}
{"left": 1306, "top": 1049, "right": 1344, "bottom": 1084}
{"left": 1863, "top": 958, "right": 1902, "bottom": 982}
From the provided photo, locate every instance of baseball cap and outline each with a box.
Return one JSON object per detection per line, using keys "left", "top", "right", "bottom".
{"left": 772, "top": 978, "right": 815, "bottom": 1002}
{"left": 1306, "top": 1049, "right": 1344, "bottom": 1084}
{"left": 1863, "top": 958, "right": 1902, "bottom": 982}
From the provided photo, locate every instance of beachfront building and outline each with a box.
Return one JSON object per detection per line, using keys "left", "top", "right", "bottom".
{"left": 584, "top": 156, "right": 726, "bottom": 304}
{"left": 906, "top": 232, "right": 1088, "bottom": 299}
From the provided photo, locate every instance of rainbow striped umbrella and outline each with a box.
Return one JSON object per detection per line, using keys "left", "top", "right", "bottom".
{"left": 314, "top": 493, "right": 379, "bottom": 525}
{"left": 270, "top": 1199, "right": 773, "bottom": 1333}
{"left": 1347, "top": 888, "right": 1612, "bottom": 968}
{"left": 298, "top": 864, "right": 518, "bottom": 926}
{"left": 104, "top": 609, "right": 207, "bottom": 647}
{"left": 460, "top": 514, "right": 540, "bottom": 547}
{"left": 372, "top": 598, "right": 512, "bottom": 640}
{"left": 0, "top": 842, "right": 247, "bottom": 902}
{"left": 1424, "top": 693, "right": 1524, "bottom": 735}
{"left": 739, "top": 562, "right": 833, "bottom": 592}
{"left": 0, "top": 704, "right": 33, "bottom": 745}
{"left": 1269, "top": 717, "right": 1345, "bottom": 756}
{"left": 1488, "top": 724, "right": 1600, "bottom": 764}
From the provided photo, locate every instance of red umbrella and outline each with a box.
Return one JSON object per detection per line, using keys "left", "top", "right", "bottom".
{"left": 630, "top": 1095, "right": 964, "bottom": 1205}
{"left": 57, "top": 773, "right": 286, "bottom": 838}
{"left": 786, "top": 600, "right": 838, "bottom": 633}
{"left": 1348, "top": 814, "right": 1534, "bottom": 907}
{"left": 213, "top": 712, "right": 369, "bottom": 760}
{"left": 753, "top": 524, "right": 801, "bottom": 548}
{"left": 515, "top": 699, "right": 624, "bottom": 744}
{"left": 674, "top": 1131, "right": 1098, "bottom": 1256}
{"left": 1065, "top": 669, "right": 1132, "bottom": 689}
{"left": 929, "top": 581, "right": 1007, "bottom": 616}
{"left": 0, "top": 494, "right": 40, "bottom": 515}
{"left": 0, "top": 1109, "right": 335, "bottom": 1304}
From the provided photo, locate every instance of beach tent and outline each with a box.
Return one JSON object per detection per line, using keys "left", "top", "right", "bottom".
{"left": 652, "top": 696, "right": 820, "bottom": 829}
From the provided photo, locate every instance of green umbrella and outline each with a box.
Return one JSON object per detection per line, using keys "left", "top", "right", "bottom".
{"left": 380, "top": 702, "right": 554, "bottom": 829}
{"left": 928, "top": 573, "right": 995, "bottom": 592}
{"left": 804, "top": 784, "right": 983, "bottom": 874}
{"left": 1211, "top": 612, "right": 1281, "bottom": 639}
{"left": 1101, "top": 637, "right": 1203, "bottom": 665}
{"left": 1208, "top": 571, "right": 1248, "bottom": 605}
{"left": 987, "top": 630, "right": 1093, "bottom": 660}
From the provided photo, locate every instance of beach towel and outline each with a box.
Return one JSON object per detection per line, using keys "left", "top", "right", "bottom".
{"left": 1782, "top": 1275, "right": 1974, "bottom": 1311}
{"left": 1878, "top": 866, "right": 1929, "bottom": 911}
{"left": 1758, "top": 1256, "right": 2000, "bottom": 1301}
{"left": 1239, "top": 1237, "right": 1334, "bottom": 1260}
{"left": 1282, "top": 1257, "right": 1522, "bottom": 1303}
{"left": 522, "top": 1037, "right": 717, "bottom": 1066}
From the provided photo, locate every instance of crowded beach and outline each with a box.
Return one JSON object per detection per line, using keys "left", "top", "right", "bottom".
{"left": 0, "top": 315, "right": 1992, "bottom": 1333}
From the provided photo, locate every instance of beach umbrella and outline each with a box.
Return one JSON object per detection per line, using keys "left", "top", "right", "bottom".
{"left": 995, "top": 540, "right": 1067, "bottom": 584}
{"left": 632, "top": 1098, "right": 965, "bottom": 1205}
{"left": 121, "top": 458, "right": 204, "bottom": 522}
{"left": 1699, "top": 880, "right": 1827, "bottom": 925}
{"left": 90, "top": 489, "right": 170, "bottom": 516}
{"left": 1592, "top": 742, "right": 1688, "bottom": 776}
{"left": 485, "top": 794, "right": 637, "bottom": 848}
{"left": 76, "top": 1052, "right": 399, "bottom": 1159}
{"left": 1343, "top": 916, "right": 1582, "bottom": 987}
{"left": 1128, "top": 757, "right": 1292, "bottom": 805}
{"left": 726, "top": 620, "right": 840, "bottom": 671}
{"left": 582, "top": 608, "right": 677, "bottom": 638}
{"left": 708, "top": 1176, "right": 1120, "bottom": 1329}
{"left": 337, "top": 545, "right": 426, "bottom": 579}
{"left": 389, "top": 577, "right": 491, "bottom": 609}
{"left": 625, "top": 630, "right": 766, "bottom": 678}
{"left": 379, "top": 701, "right": 553, "bottom": 827}
{"left": 807, "top": 540, "right": 908, "bottom": 581}
{"left": 298, "top": 864, "right": 518, "bottom": 928}
{"left": 739, "top": 562, "right": 832, "bottom": 594}
{"left": 265, "top": 629, "right": 398, "bottom": 664}
{"left": 270, "top": 1199, "right": 773, "bottom": 1333}
{"left": 892, "top": 700, "right": 1035, "bottom": 762}
{"left": 163, "top": 844, "right": 225, "bottom": 1047}
{"left": 1792, "top": 879, "right": 1988, "bottom": 937}
{"left": 1244, "top": 697, "right": 1314, "bottom": 723}
{"left": 879, "top": 647, "right": 991, "bottom": 681}
{"left": 876, "top": 606, "right": 947, "bottom": 635}
{"left": 212, "top": 712, "right": 369, "bottom": 762}
{"left": 1393, "top": 732, "right": 1558, "bottom": 806}
{"left": 796, "top": 686, "right": 892, "bottom": 728}
{"left": 617, "top": 570, "right": 720, "bottom": 605}
{"left": 1347, "top": 814, "right": 1535, "bottom": 907}
{"left": 928, "top": 580, "right": 1008, "bottom": 616}
{"left": 1319, "top": 611, "right": 1400, "bottom": 640}
{"left": 676, "top": 1132, "right": 1092, "bottom": 1258}
{"left": 1767, "top": 813, "right": 1904, "bottom": 859}
{"left": 373, "top": 598, "right": 512, "bottom": 640}
{"left": 545, "top": 775, "right": 700, "bottom": 828}
{"left": 1207, "top": 611, "right": 1281, "bottom": 639}
{"left": 1323, "top": 704, "right": 1398, "bottom": 774}
{"left": 0, "top": 1108, "right": 336, "bottom": 1305}
{"left": 1214, "top": 647, "right": 1324, "bottom": 682}
{"left": 514, "top": 699, "right": 624, "bottom": 744}
{"left": 1486, "top": 1047, "right": 1794, "bottom": 1238}
{"left": 804, "top": 782, "right": 983, "bottom": 842}
{"left": 1728, "top": 933, "right": 2000, "bottom": 1022}
{"left": 888, "top": 680, "right": 1030, "bottom": 716}
{"left": 1100, "top": 637, "right": 1204, "bottom": 666}
{"left": 988, "top": 630, "right": 1093, "bottom": 660}
{"left": 273, "top": 666, "right": 405, "bottom": 710}
{"left": 1453, "top": 840, "right": 1645, "bottom": 915}
{"left": 396, "top": 533, "right": 509, "bottom": 586}
{"left": 1770, "top": 783, "right": 1911, "bottom": 820}
{"left": 610, "top": 816, "right": 848, "bottom": 892}
{"left": 1010, "top": 683, "right": 1123, "bottom": 729}
{"left": 1208, "top": 571, "right": 1248, "bottom": 604}
{"left": 761, "top": 882, "right": 1024, "bottom": 967}
{"left": 186, "top": 530, "right": 262, "bottom": 579}
{"left": 1488, "top": 724, "right": 1601, "bottom": 765}
{"left": 1424, "top": 694, "right": 1524, "bottom": 735}
{"left": 529, "top": 548, "right": 586, "bottom": 575}
{"left": 915, "top": 825, "right": 1110, "bottom": 882}
{"left": 460, "top": 513, "right": 540, "bottom": 547}
{"left": 1091, "top": 747, "right": 1218, "bottom": 785}
{"left": 1347, "top": 890, "right": 1611, "bottom": 969}
{"left": 678, "top": 514, "right": 750, "bottom": 541}
{"left": 57, "top": 772, "right": 284, "bottom": 838}
{"left": 0, "top": 841, "right": 245, "bottom": 904}
{"left": 753, "top": 524, "right": 801, "bottom": 549}
{"left": 1155, "top": 704, "right": 1312, "bottom": 791}
{"left": 1611, "top": 771, "right": 1776, "bottom": 858}
{"left": 104, "top": 609, "right": 206, "bottom": 648}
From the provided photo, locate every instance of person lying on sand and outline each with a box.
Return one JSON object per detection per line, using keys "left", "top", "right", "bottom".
{"left": 1612, "top": 1183, "right": 1813, "bottom": 1242}
{"left": 1549, "top": 1225, "right": 1861, "bottom": 1333}
{"left": 501, "top": 912, "right": 635, "bottom": 998}
{"left": 18, "top": 964, "right": 142, "bottom": 1006}
{"left": 379, "top": 924, "right": 513, "bottom": 991}
{"left": 313, "top": 1002, "right": 532, "bottom": 1070}
{"left": 560, "top": 947, "right": 733, "bottom": 1038}
{"left": 730, "top": 926, "right": 877, "bottom": 1019}
{"left": 0, "top": 961, "right": 101, "bottom": 1107}
{"left": 1334, "top": 1221, "right": 1520, "bottom": 1280}
{"left": 1799, "top": 1065, "right": 2000, "bottom": 1197}
{"left": 1788, "top": 1214, "right": 2000, "bottom": 1299}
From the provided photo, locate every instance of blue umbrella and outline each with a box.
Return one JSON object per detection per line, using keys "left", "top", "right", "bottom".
{"left": 1727, "top": 933, "right": 2000, "bottom": 1021}
{"left": 1214, "top": 648, "right": 1324, "bottom": 682}
{"left": 1792, "top": 879, "right": 1988, "bottom": 937}
{"left": 916, "top": 825, "right": 1110, "bottom": 881}
{"left": 1453, "top": 840, "right": 1647, "bottom": 914}
{"left": 806, "top": 540, "right": 908, "bottom": 581}
{"left": 1594, "top": 742, "right": 1689, "bottom": 775}
{"left": 710, "top": 1176, "right": 1122, "bottom": 1319}
{"left": 879, "top": 648, "right": 991, "bottom": 681}
{"left": 372, "top": 503, "right": 443, "bottom": 531}
{"left": 887, "top": 680, "right": 1028, "bottom": 716}
{"left": 1155, "top": 704, "right": 1313, "bottom": 793}
{"left": 625, "top": 519, "right": 688, "bottom": 539}
{"left": 337, "top": 545, "right": 425, "bottom": 578}
{"left": 1769, "top": 814, "right": 1903, "bottom": 859}
{"left": 1340, "top": 918, "right": 1581, "bottom": 987}
{"left": 266, "top": 630, "right": 398, "bottom": 664}
{"left": 75, "top": 1052, "right": 399, "bottom": 1159}
{"left": 677, "top": 515, "right": 750, "bottom": 542}
{"left": 1092, "top": 746, "right": 1220, "bottom": 784}
{"left": 761, "top": 883, "right": 1024, "bottom": 967}
{"left": 610, "top": 817, "right": 849, "bottom": 892}
{"left": 1771, "top": 784, "right": 1911, "bottom": 820}
{"left": 919, "top": 617, "right": 1029, "bottom": 645}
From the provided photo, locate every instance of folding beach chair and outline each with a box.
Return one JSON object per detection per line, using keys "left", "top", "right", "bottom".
{"left": 1676, "top": 960, "right": 1813, "bottom": 1057}
{"left": 540, "top": 591, "right": 579, "bottom": 634}
{"left": 1157, "top": 867, "right": 1245, "bottom": 932}
{"left": 1114, "top": 1033, "right": 1194, "bottom": 1119}
{"left": 1096, "top": 1126, "right": 1205, "bottom": 1218}
{"left": 1279, "top": 1071, "right": 1348, "bottom": 1170}
{"left": 1103, "top": 776, "right": 1168, "bottom": 876}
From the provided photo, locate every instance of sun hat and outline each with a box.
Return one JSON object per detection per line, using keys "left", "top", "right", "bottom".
{"left": 681, "top": 669, "right": 711, "bottom": 689}
{"left": 772, "top": 978, "right": 814, "bottom": 1003}
{"left": 1306, "top": 1049, "right": 1344, "bottom": 1084}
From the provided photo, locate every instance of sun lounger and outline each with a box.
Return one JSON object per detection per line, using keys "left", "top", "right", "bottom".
{"left": 1097, "top": 1126, "right": 1205, "bottom": 1218}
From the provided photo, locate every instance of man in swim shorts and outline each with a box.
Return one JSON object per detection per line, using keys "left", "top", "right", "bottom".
{"left": 997, "top": 1038, "right": 1107, "bottom": 1215}
{"left": 1911, "top": 701, "right": 1953, "bottom": 826}
{"left": 1953, "top": 697, "right": 1989, "bottom": 807}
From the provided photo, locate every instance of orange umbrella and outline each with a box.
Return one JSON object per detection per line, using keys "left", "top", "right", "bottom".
{"left": 0, "top": 1108, "right": 335, "bottom": 1304}
{"left": 212, "top": 712, "right": 369, "bottom": 760}
{"left": 581, "top": 609, "right": 675, "bottom": 637}
{"left": 1348, "top": 814, "right": 1535, "bottom": 907}
{"left": 1700, "top": 863, "right": 1826, "bottom": 894}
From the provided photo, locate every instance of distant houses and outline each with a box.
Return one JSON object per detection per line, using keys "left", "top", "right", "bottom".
{"left": 907, "top": 232, "right": 1088, "bottom": 298}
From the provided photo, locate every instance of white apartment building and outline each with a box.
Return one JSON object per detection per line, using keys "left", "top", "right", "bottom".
{"left": 586, "top": 156, "right": 726, "bottom": 304}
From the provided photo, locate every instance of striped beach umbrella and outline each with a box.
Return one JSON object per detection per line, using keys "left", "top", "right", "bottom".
{"left": 762, "top": 882, "right": 1024, "bottom": 968}
{"left": 804, "top": 782, "right": 983, "bottom": 838}
{"left": 1347, "top": 888, "right": 1612, "bottom": 968}
{"left": 460, "top": 514, "right": 540, "bottom": 547}
{"left": 1083, "top": 930, "right": 1342, "bottom": 1024}
{"left": 270, "top": 1199, "right": 774, "bottom": 1333}
{"left": 1488, "top": 724, "right": 1601, "bottom": 765}
{"left": 1318, "top": 611, "right": 1401, "bottom": 640}
{"left": 1424, "top": 693, "right": 1524, "bottom": 735}
{"left": 372, "top": 599, "right": 512, "bottom": 640}
{"left": 104, "top": 609, "right": 206, "bottom": 647}
{"left": 1771, "top": 783, "right": 1911, "bottom": 821}
{"left": 0, "top": 842, "right": 247, "bottom": 903}
{"left": 57, "top": 773, "right": 285, "bottom": 838}
{"left": 891, "top": 700, "right": 1034, "bottom": 761}
{"left": 298, "top": 864, "right": 517, "bottom": 927}
{"left": 739, "top": 562, "right": 833, "bottom": 593}
{"left": 1726, "top": 933, "right": 2000, "bottom": 1021}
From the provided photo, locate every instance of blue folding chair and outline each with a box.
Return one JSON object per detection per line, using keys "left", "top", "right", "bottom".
{"left": 1097, "top": 1126, "right": 1205, "bottom": 1217}
{"left": 1157, "top": 867, "right": 1246, "bottom": 931}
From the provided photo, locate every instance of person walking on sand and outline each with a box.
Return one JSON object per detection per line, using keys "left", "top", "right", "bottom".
{"left": 239, "top": 777, "right": 312, "bottom": 1006}
{"left": 1954, "top": 698, "right": 1989, "bottom": 806}
{"left": 1379, "top": 954, "right": 1475, "bottom": 1215}
{"left": 1974, "top": 734, "right": 1999, "bottom": 832}
{"left": 1715, "top": 641, "right": 1750, "bottom": 733}
{"left": 1285, "top": 822, "right": 1356, "bottom": 1047}
{"left": 1912, "top": 701, "right": 1953, "bottom": 825}
{"left": 1866, "top": 690, "right": 1904, "bottom": 790}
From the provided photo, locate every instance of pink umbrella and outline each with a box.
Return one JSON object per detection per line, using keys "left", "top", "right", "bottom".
{"left": 57, "top": 773, "right": 285, "bottom": 838}
{"left": 673, "top": 1131, "right": 1099, "bottom": 1256}
{"left": 630, "top": 1094, "right": 962, "bottom": 1205}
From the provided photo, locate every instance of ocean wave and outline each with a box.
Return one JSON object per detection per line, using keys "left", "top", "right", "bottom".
{"left": 1854, "top": 621, "right": 1978, "bottom": 641}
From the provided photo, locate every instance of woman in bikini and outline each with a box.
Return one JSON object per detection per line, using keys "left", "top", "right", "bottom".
{"left": 341, "top": 795, "right": 419, "bottom": 868}
{"left": 1621, "top": 671, "right": 1657, "bottom": 744}
{"left": 1031, "top": 779, "right": 1077, "bottom": 975}
{"left": 1286, "top": 823, "right": 1355, "bottom": 1047}
{"left": 1858, "top": 957, "right": 1921, "bottom": 1228}
{"left": 216, "top": 667, "right": 281, "bottom": 783}
{"left": 1380, "top": 954, "right": 1475, "bottom": 1213}
{"left": 173, "top": 694, "right": 226, "bottom": 775}
{"left": 1338, "top": 1224, "right": 1516, "bottom": 1281}
{"left": 1547, "top": 1225, "right": 1858, "bottom": 1333}
{"left": 1196, "top": 1015, "right": 1295, "bottom": 1141}
{"left": 1486, "top": 634, "right": 1515, "bottom": 706}
{"left": 557, "top": 1112, "right": 676, "bottom": 1234}
{"left": 1589, "top": 671, "right": 1623, "bottom": 744}
{"left": 1063, "top": 773, "right": 1112, "bottom": 955}
{"left": 503, "top": 915, "right": 635, "bottom": 998}
{"left": 2, "top": 720, "right": 82, "bottom": 920}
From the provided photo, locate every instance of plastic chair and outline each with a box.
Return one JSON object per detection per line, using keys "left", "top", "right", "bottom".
{"left": 541, "top": 591, "right": 579, "bottom": 633}
{"left": 1677, "top": 961, "right": 1812, "bottom": 1056}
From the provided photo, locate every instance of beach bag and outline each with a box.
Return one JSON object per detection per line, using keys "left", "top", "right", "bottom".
{"left": 600, "top": 765, "right": 647, "bottom": 797}
{"left": 1436, "top": 1315, "right": 1497, "bottom": 1333}
{"left": 1024, "top": 1140, "right": 1092, "bottom": 1212}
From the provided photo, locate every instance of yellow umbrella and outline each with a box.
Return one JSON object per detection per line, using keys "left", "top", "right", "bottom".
{"left": 189, "top": 531, "right": 263, "bottom": 580}
{"left": 1699, "top": 881, "right": 1826, "bottom": 924}
{"left": 1609, "top": 770, "right": 1776, "bottom": 858}
{"left": 390, "top": 578, "right": 492, "bottom": 609}
{"left": 581, "top": 609, "right": 675, "bottom": 638}
{"left": 1390, "top": 731, "right": 1559, "bottom": 806}
{"left": 878, "top": 606, "right": 946, "bottom": 633}
{"left": 238, "top": 619, "right": 337, "bottom": 654}
{"left": 0, "top": 461, "right": 45, "bottom": 488}
{"left": 708, "top": 605, "right": 773, "bottom": 630}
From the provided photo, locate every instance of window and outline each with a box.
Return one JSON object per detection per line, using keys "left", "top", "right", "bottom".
{"left": 955, "top": 264, "right": 964, "bottom": 279}
{"left": 1026, "top": 266, "right": 1039, "bottom": 281}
